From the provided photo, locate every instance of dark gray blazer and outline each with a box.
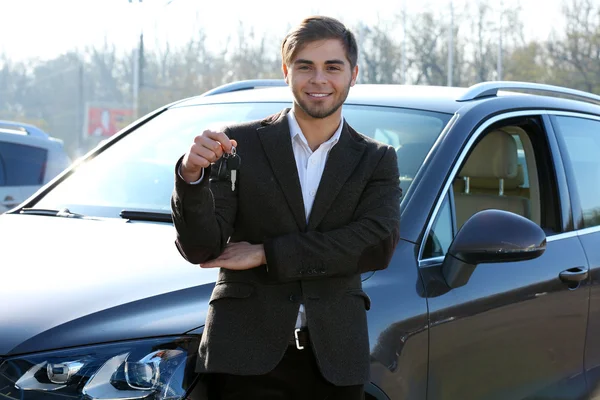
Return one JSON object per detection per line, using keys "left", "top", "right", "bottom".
{"left": 171, "top": 108, "right": 401, "bottom": 386}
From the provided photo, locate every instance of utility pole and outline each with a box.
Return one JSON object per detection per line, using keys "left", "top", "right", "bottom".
{"left": 401, "top": 0, "right": 407, "bottom": 84}
{"left": 497, "top": 0, "right": 503, "bottom": 80}
{"left": 132, "top": 32, "right": 144, "bottom": 119}
{"left": 358, "top": 22, "right": 366, "bottom": 84}
{"left": 77, "top": 60, "right": 84, "bottom": 155}
{"left": 129, "top": 0, "right": 143, "bottom": 119}
{"left": 447, "top": 0, "right": 454, "bottom": 86}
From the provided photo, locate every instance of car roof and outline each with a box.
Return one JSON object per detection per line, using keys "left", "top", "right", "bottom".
{"left": 173, "top": 81, "right": 600, "bottom": 117}
{"left": 175, "top": 84, "right": 468, "bottom": 114}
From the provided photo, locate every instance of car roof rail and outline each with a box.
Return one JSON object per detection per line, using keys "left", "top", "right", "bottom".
{"left": 0, "top": 127, "right": 28, "bottom": 136}
{"left": 0, "top": 121, "right": 50, "bottom": 138}
{"left": 457, "top": 81, "right": 600, "bottom": 106}
{"left": 201, "top": 79, "right": 287, "bottom": 97}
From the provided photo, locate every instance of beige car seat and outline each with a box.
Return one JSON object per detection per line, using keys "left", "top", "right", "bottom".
{"left": 454, "top": 130, "right": 531, "bottom": 228}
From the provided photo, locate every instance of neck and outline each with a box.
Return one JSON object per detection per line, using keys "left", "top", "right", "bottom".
{"left": 292, "top": 105, "right": 342, "bottom": 152}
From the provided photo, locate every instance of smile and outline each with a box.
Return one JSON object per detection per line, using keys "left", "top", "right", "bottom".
{"left": 307, "top": 93, "right": 331, "bottom": 98}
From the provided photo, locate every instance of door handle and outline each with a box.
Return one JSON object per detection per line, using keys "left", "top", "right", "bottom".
{"left": 559, "top": 267, "right": 589, "bottom": 283}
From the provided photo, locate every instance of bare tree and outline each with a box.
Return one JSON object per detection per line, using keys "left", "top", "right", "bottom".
{"left": 547, "top": 0, "right": 600, "bottom": 93}
{"left": 359, "top": 20, "right": 403, "bottom": 84}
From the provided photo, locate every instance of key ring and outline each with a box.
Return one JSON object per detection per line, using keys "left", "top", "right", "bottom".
{"left": 223, "top": 146, "right": 236, "bottom": 159}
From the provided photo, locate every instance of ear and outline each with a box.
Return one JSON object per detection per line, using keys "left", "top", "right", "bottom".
{"left": 282, "top": 63, "right": 290, "bottom": 84}
{"left": 350, "top": 65, "right": 359, "bottom": 87}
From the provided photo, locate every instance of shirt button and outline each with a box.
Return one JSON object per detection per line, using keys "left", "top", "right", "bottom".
{"left": 310, "top": 159, "right": 317, "bottom": 165}
{"left": 310, "top": 190, "right": 316, "bottom": 197}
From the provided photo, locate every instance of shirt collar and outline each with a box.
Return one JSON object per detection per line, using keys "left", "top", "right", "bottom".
{"left": 287, "top": 109, "right": 343, "bottom": 148}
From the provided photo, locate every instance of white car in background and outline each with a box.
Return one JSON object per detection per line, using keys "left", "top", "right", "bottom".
{"left": 0, "top": 127, "right": 71, "bottom": 211}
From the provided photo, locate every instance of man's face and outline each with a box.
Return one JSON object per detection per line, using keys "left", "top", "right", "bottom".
{"left": 283, "top": 39, "right": 358, "bottom": 120}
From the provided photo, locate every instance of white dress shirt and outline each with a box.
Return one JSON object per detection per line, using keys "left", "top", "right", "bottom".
{"left": 287, "top": 110, "right": 343, "bottom": 328}
{"left": 180, "top": 110, "right": 344, "bottom": 328}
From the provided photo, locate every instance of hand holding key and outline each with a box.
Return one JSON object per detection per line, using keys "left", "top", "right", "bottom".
{"left": 181, "top": 130, "right": 238, "bottom": 183}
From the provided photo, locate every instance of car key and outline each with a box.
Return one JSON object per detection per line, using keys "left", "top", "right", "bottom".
{"left": 226, "top": 147, "right": 241, "bottom": 191}
{"left": 217, "top": 155, "right": 229, "bottom": 180}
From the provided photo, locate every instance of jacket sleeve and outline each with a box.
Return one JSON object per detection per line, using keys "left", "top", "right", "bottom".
{"left": 263, "top": 146, "right": 401, "bottom": 282}
{"left": 170, "top": 153, "right": 237, "bottom": 264}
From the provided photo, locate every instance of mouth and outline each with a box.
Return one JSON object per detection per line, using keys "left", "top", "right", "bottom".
{"left": 306, "top": 92, "right": 332, "bottom": 98}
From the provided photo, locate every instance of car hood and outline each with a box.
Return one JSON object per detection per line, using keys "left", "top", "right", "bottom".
{"left": 0, "top": 214, "right": 218, "bottom": 356}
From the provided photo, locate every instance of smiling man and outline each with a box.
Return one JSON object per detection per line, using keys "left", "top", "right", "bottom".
{"left": 171, "top": 16, "right": 402, "bottom": 400}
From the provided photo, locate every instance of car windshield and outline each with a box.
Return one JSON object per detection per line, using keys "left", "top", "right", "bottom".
{"left": 34, "top": 102, "right": 452, "bottom": 218}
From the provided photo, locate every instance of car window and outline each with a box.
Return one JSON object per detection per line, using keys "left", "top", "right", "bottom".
{"left": 345, "top": 106, "right": 448, "bottom": 193}
{"left": 423, "top": 193, "right": 455, "bottom": 258}
{"left": 0, "top": 142, "right": 47, "bottom": 186}
{"left": 552, "top": 116, "right": 600, "bottom": 228}
{"left": 34, "top": 102, "right": 451, "bottom": 218}
{"left": 0, "top": 153, "right": 6, "bottom": 186}
{"left": 422, "top": 122, "right": 550, "bottom": 259}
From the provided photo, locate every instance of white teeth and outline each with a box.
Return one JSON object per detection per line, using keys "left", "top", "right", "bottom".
{"left": 309, "top": 93, "right": 329, "bottom": 97}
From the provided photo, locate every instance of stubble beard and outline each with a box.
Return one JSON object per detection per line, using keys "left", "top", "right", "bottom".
{"left": 294, "top": 79, "right": 352, "bottom": 119}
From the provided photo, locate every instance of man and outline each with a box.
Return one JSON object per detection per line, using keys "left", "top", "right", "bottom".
{"left": 171, "top": 16, "right": 401, "bottom": 400}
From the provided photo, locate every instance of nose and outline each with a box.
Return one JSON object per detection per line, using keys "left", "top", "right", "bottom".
{"left": 310, "top": 68, "right": 327, "bottom": 84}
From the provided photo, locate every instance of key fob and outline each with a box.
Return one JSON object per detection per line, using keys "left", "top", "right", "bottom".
{"left": 217, "top": 158, "right": 229, "bottom": 180}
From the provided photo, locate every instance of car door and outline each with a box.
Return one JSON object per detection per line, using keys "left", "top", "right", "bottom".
{"left": 419, "top": 113, "right": 590, "bottom": 400}
{"left": 0, "top": 141, "right": 48, "bottom": 210}
{"left": 549, "top": 114, "right": 600, "bottom": 399}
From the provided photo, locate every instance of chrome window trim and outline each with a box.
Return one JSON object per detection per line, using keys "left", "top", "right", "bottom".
{"left": 545, "top": 111, "right": 600, "bottom": 122}
{"left": 418, "top": 256, "right": 445, "bottom": 268}
{"left": 546, "top": 231, "right": 579, "bottom": 242}
{"left": 577, "top": 225, "right": 600, "bottom": 237}
{"left": 417, "top": 109, "right": 600, "bottom": 264}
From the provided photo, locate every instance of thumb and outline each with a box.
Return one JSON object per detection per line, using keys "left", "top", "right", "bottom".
{"left": 230, "top": 139, "right": 238, "bottom": 150}
{"left": 200, "top": 261, "right": 219, "bottom": 268}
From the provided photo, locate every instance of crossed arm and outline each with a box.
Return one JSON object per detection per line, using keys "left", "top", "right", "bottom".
{"left": 171, "top": 146, "right": 401, "bottom": 282}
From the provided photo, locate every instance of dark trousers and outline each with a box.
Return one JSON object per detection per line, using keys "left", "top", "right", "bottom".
{"left": 207, "top": 345, "right": 365, "bottom": 400}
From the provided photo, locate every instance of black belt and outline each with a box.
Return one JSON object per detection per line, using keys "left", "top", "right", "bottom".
{"left": 290, "top": 328, "right": 310, "bottom": 350}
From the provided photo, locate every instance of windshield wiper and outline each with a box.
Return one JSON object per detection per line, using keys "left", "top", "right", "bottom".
{"left": 120, "top": 210, "right": 172, "bottom": 222}
{"left": 20, "top": 208, "right": 87, "bottom": 218}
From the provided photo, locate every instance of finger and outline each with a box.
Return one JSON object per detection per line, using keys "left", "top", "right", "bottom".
{"left": 223, "top": 241, "right": 248, "bottom": 250}
{"left": 200, "top": 260, "right": 219, "bottom": 268}
{"left": 195, "top": 136, "right": 224, "bottom": 159}
{"left": 206, "top": 131, "right": 234, "bottom": 153}
{"left": 192, "top": 144, "right": 219, "bottom": 164}
{"left": 183, "top": 151, "right": 210, "bottom": 170}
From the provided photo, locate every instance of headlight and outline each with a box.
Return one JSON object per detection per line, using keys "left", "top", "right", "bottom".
{"left": 0, "top": 336, "right": 199, "bottom": 400}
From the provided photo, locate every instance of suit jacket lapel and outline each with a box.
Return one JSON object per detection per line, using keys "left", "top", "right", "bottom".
{"left": 257, "top": 109, "right": 307, "bottom": 231}
{"left": 308, "top": 121, "right": 366, "bottom": 230}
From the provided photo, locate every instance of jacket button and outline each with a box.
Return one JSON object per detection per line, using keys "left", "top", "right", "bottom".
{"left": 289, "top": 295, "right": 296, "bottom": 302}
{"left": 319, "top": 268, "right": 326, "bottom": 274}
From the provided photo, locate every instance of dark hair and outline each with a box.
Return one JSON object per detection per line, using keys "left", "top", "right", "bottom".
{"left": 281, "top": 16, "right": 358, "bottom": 68}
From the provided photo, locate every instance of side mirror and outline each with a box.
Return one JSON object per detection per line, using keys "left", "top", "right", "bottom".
{"left": 442, "top": 209, "right": 546, "bottom": 289}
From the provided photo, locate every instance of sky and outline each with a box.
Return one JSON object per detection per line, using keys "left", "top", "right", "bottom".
{"left": 0, "top": 0, "right": 565, "bottom": 62}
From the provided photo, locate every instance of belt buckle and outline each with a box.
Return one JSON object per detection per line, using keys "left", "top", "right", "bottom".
{"left": 294, "top": 328, "right": 305, "bottom": 350}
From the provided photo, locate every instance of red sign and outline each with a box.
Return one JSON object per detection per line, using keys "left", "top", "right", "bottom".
{"left": 85, "top": 105, "right": 133, "bottom": 138}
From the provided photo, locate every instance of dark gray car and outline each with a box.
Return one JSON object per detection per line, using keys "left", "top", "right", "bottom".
{"left": 2, "top": 80, "right": 600, "bottom": 400}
